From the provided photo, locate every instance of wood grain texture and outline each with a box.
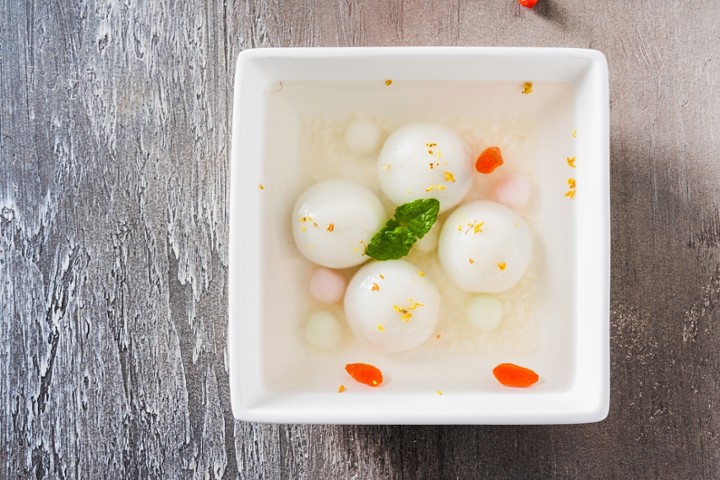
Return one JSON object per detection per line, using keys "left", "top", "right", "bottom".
{"left": 2, "top": 0, "right": 719, "bottom": 478}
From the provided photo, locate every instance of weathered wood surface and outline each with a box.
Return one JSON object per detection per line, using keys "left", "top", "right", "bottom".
{"left": 1, "top": 0, "right": 719, "bottom": 478}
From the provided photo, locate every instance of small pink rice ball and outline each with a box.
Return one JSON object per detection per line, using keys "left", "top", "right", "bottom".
{"left": 310, "top": 268, "right": 347, "bottom": 304}
{"left": 494, "top": 172, "right": 533, "bottom": 210}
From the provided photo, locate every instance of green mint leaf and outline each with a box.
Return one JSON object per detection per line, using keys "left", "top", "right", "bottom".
{"left": 394, "top": 198, "right": 440, "bottom": 239}
{"left": 365, "top": 199, "right": 440, "bottom": 261}
{"left": 365, "top": 220, "right": 416, "bottom": 261}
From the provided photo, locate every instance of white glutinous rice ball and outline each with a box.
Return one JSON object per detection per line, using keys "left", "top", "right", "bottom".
{"left": 309, "top": 268, "right": 347, "bottom": 304}
{"left": 344, "top": 259, "right": 440, "bottom": 352}
{"left": 344, "top": 119, "right": 382, "bottom": 155}
{"left": 305, "top": 310, "right": 342, "bottom": 349}
{"left": 377, "top": 123, "right": 473, "bottom": 212}
{"left": 438, "top": 201, "right": 532, "bottom": 293}
{"left": 466, "top": 295, "right": 503, "bottom": 332}
{"left": 494, "top": 172, "right": 533, "bottom": 210}
{"left": 292, "top": 179, "right": 386, "bottom": 269}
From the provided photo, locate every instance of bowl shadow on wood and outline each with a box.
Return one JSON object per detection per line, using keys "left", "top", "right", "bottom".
{"left": 328, "top": 142, "right": 720, "bottom": 476}
{"left": 608, "top": 130, "right": 713, "bottom": 312}
{"left": 524, "top": 0, "right": 568, "bottom": 29}
{"left": 343, "top": 424, "right": 594, "bottom": 477}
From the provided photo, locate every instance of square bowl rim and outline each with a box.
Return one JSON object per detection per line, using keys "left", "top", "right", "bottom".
{"left": 228, "top": 46, "right": 610, "bottom": 425}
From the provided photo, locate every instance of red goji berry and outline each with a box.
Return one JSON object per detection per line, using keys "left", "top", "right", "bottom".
{"left": 475, "top": 146, "right": 504, "bottom": 174}
{"left": 518, "top": 0, "right": 539, "bottom": 8}
{"left": 493, "top": 363, "right": 539, "bottom": 387}
{"left": 345, "top": 363, "right": 383, "bottom": 387}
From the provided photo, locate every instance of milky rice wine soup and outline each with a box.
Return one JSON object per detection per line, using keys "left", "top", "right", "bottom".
{"left": 258, "top": 79, "right": 578, "bottom": 394}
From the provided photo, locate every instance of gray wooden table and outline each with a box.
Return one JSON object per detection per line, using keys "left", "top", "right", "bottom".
{"left": 2, "top": 1, "right": 719, "bottom": 478}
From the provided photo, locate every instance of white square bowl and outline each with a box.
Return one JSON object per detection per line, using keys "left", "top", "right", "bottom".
{"left": 228, "top": 47, "right": 609, "bottom": 424}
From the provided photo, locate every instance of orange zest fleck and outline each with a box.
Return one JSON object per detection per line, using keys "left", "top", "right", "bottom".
{"left": 338, "top": 384, "right": 346, "bottom": 393}
{"left": 258, "top": 184, "right": 265, "bottom": 190}
{"left": 475, "top": 146, "right": 504, "bottom": 174}
{"left": 497, "top": 261, "right": 507, "bottom": 271}
{"left": 464, "top": 220, "right": 485, "bottom": 235}
{"left": 385, "top": 79, "right": 393, "bottom": 86}
{"left": 565, "top": 177, "right": 576, "bottom": 199}
{"left": 435, "top": 334, "right": 441, "bottom": 340}
{"left": 379, "top": 274, "right": 385, "bottom": 280}
{"left": 327, "top": 223, "right": 335, "bottom": 232}
{"left": 425, "top": 142, "right": 441, "bottom": 157}
{"left": 522, "top": 81, "right": 533, "bottom": 94}
{"left": 492, "top": 363, "right": 539, "bottom": 388}
{"left": 377, "top": 324, "right": 384, "bottom": 332}
{"left": 393, "top": 300, "right": 424, "bottom": 323}
{"left": 443, "top": 171, "right": 456, "bottom": 182}
{"left": 345, "top": 363, "right": 383, "bottom": 387}
{"left": 463, "top": 221, "right": 484, "bottom": 235}
{"left": 371, "top": 282, "right": 380, "bottom": 291}
{"left": 566, "top": 156, "right": 576, "bottom": 168}
{"left": 417, "top": 270, "right": 425, "bottom": 277}
{"left": 469, "top": 257, "right": 475, "bottom": 264}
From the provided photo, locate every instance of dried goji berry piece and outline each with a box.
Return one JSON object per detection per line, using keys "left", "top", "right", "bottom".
{"left": 475, "top": 146, "right": 504, "bottom": 174}
{"left": 345, "top": 363, "right": 383, "bottom": 387}
{"left": 492, "top": 363, "right": 539, "bottom": 387}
